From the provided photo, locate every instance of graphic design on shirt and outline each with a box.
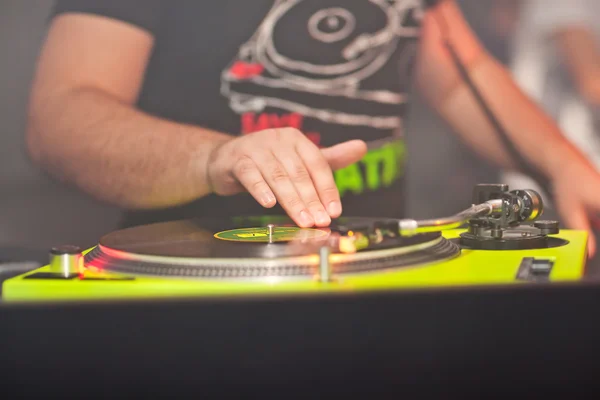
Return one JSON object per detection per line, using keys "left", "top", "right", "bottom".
{"left": 335, "top": 139, "right": 405, "bottom": 197}
{"left": 220, "top": 0, "right": 421, "bottom": 198}
{"left": 220, "top": 0, "right": 424, "bottom": 130}
{"left": 241, "top": 112, "right": 322, "bottom": 146}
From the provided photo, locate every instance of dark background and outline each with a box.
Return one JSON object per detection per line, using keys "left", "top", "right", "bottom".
{"left": 0, "top": 1, "right": 526, "bottom": 253}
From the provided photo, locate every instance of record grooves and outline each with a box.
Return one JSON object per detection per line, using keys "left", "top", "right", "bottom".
{"left": 83, "top": 217, "right": 462, "bottom": 280}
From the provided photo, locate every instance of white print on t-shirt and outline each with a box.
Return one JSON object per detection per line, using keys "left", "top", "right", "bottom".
{"left": 220, "top": 0, "right": 424, "bottom": 130}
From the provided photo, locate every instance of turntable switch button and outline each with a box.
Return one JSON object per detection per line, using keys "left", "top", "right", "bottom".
{"left": 534, "top": 221, "right": 560, "bottom": 235}
{"left": 531, "top": 260, "right": 553, "bottom": 274}
{"left": 49, "top": 245, "right": 82, "bottom": 278}
{"left": 516, "top": 257, "right": 554, "bottom": 282}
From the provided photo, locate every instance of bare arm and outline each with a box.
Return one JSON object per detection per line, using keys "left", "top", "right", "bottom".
{"left": 416, "top": 0, "right": 600, "bottom": 255}
{"left": 554, "top": 27, "right": 600, "bottom": 105}
{"left": 27, "top": 13, "right": 366, "bottom": 226}
{"left": 26, "top": 13, "right": 231, "bottom": 210}
{"left": 415, "top": 0, "right": 588, "bottom": 180}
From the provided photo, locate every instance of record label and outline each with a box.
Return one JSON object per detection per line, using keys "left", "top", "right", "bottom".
{"left": 214, "top": 227, "right": 327, "bottom": 242}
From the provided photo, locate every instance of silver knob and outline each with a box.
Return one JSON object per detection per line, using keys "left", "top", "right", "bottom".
{"left": 318, "top": 246, "right": 332, "bottom": 282}
{"left": 267, "top": 224, "right": 275, "bottom": 243}
{"left": 49, "top": 245, "right": 82, "bottom": 277}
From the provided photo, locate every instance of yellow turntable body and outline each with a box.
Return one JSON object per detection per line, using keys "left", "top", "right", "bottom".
{"left": 2, "top": 229, "right": 588, "bottom": 303}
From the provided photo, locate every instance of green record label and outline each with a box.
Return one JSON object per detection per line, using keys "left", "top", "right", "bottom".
{"left": 214, "top": 227, "right": 327, "bottom": 242}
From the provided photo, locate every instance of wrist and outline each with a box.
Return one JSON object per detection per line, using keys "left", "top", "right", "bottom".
{"left": 203, "top": 136, "right": 232, "bottom": 194}
{"left": 579, "top": 76, "right": 600, "bottom": 107}
{"left": 543, "top": 139, "right": 594, "bottom": 181}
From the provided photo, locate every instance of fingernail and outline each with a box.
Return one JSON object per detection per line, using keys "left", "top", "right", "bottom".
{"left": 327, "top": 201, "right": 342, "bottom": 217}
{"left": 315, "top": 211, "right": 331, "bottom": 226}
{"left": 261, "top": 192, "right": 275, "bottom": 206}
{"left": 299, "top": 210, "right": 314, "bottom": 227}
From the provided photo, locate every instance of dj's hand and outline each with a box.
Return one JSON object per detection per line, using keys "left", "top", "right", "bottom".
{"left": 206, "top": 128, "right": 367, "bottom": 228}
{"left": 552, "top": 160, "right": 600, "bottom": 258}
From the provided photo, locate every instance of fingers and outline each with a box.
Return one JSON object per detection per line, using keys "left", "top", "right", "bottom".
{"left": 321, "top": 140, "right": 368, "bottom": 170}
{"left": 573, "top": 167, "right": 600, "bottom": 212}
{"left": 554, "top": 166, "right": 600, "bottom": 258}
{"left": 232, "top": 156, "right": 276, "bottom": 208}
{"left": 252, "top": 150, "right": 316, "bottom": 228}
{"left": 233, "top": 153, "right": 317, "bottom": 229}
{"left": 296, "top": 140, "right": 342, "bottom": 218}
{"left": 275, "top": 149, "right": 332, "bottom": 226}
{"left": 555, "top": 192, "right": 596, "bottom": 258}
{"left": 222, "top": 130, "right": 366, "bottom": 227}
{"left": 232, "top": 152, "right": 321, "bottom": 228}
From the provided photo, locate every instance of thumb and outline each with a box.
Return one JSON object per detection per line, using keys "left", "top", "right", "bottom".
{"left": 555, "top": 192, "right": 596, "bottom": 258}
{"left": 321, "top": 140, "right": 368, "bottom": 171}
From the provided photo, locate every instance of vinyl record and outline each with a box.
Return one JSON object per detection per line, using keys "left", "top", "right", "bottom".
{"left": 84, "top": 216, "right": 461, "bottom": 279}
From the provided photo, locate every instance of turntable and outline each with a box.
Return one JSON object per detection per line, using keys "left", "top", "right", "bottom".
{"left": 1, "top": 184, "right": 588, "bottom": 302}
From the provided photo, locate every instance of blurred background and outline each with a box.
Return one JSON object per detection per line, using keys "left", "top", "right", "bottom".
{"left": 0, "top": 1, "right": 597, "bottom": 262}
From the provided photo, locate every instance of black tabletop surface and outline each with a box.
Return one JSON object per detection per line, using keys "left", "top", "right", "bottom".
{"left": 2, "top": 244, "right": 600, "bottom": 397}
{"left": 1, "top": 284, "right": 600, "bottom": 398}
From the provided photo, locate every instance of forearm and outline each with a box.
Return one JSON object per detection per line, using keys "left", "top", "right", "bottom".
{"left": 26, "top": 87, "right": 231, "bottom": 209}
{"left": 554, "top": 27, "right": 600, "bottom": 105}
{"left": 426, "top": 54, "right": 588, "bottom": 179}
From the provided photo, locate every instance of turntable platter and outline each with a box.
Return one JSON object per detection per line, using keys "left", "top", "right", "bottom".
{"left": 3, "top": 184, "right": 590, "bottom": 304}
{"left": 84, "top": 216, "right": 461, "bottom": 279}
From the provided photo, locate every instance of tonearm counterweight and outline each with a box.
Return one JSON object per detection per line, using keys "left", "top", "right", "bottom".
{"left": 337, "top": 184, "right": 564, "bottom": 252}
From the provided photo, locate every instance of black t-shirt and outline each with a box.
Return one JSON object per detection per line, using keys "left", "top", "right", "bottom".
{"left": 51, "top": 0, "right": 437, "bottom": 228}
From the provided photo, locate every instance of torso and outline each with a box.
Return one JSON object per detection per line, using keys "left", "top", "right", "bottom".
{"left": 120, "top": 0, "right": 428, "bottom": 227}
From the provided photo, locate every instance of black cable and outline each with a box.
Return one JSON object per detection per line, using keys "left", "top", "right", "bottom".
{"left": 433, "top": 10, "right": 553, "bottom": 200}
